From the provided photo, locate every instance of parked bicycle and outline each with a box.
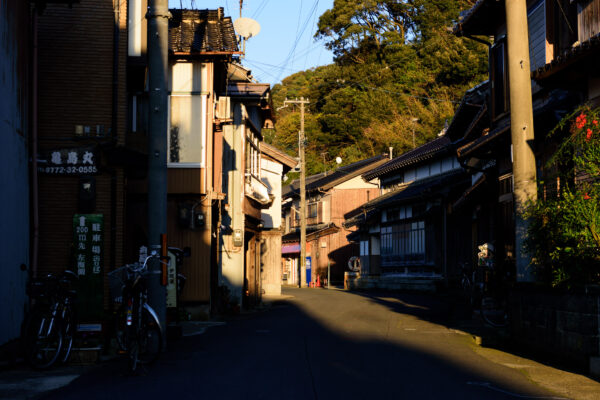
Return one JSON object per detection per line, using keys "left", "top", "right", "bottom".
{"left": 109, "top": 252, "right": 163, "bottom": 372}
{"left": 23, "top": 270, "right": 78, "bottom": 369}
{"left": 460, "top": 245, "right": 508, "bottom": 328}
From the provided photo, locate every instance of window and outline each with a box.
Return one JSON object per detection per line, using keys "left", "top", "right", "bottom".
{"left": 168, "top": 62, "right": 208, "bottom": 167}
{"left": 490, "top": 39, "right": 509, "bottom": 119}
{"left": 308, "top": 203, "right": 318, "bottom": 219}
{"left": 381, "top": 221, "right": 426, "bottom": 264}
{"left": 245, "top": 129, "right": 260, "bottom": 181}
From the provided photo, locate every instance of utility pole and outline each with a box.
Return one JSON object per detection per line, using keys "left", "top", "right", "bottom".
{"left": 283, "top": 97, "right": 310, "bottom": 288}
{"left": 505, "top": 0, "right": 537, "bottom": 282}
{"left": 146, "top": 0, "right": 170, "bottom": 334}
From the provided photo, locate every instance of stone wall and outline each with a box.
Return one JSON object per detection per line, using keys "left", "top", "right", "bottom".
{"left": 508, "top": 287, "right": 600, "bottom": 375}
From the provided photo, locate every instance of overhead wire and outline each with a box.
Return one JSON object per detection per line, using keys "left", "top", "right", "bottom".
{"left": 276, "top": 0, "right": 320, "bottom": 82}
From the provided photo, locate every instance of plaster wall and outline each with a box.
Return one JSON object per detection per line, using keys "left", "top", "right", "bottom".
{"left": 219, "top": 105, "right": 245, "bottom": 306}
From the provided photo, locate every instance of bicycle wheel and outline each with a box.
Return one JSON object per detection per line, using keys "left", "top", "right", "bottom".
{"left": 24, "top": 311, "right": 63, "bottom": 369}
{"left": 59, "top": 310, "right": 75, "bottom": 364}
{"left": 113, "top": 305, "right": 128, "bottom": 352}
{"left": 480, "top": 295, "right": 508, "bottom": 327}
{"left": 137, "top": 307, "right": 162, "bottom": 365}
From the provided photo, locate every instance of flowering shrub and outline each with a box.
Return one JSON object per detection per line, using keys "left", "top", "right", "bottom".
{"left": 525, "top": 106, "right": 600, "bottom": 287}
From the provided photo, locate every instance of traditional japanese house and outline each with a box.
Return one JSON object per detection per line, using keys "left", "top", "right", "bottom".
{"left": 218, "top": 70, "right": 275, "bottom": 309}
{"left": 281, "top": 155, "right": 388, "bottom": 286}
{"left": 259, "top": 143, "right": 298, "bottom": 296}
{"left": 126, "top": 8, "right": 241, "bottom": 316}
{"left": 343, "top": 136, "right": 471, "bottom": 291}
{"left": 453, "top": 0, "right": 598, "bottom": 280}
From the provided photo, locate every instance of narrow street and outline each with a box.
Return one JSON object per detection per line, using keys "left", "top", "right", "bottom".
{"left": 32, "top": 287, "right": 598, "bottom": 400}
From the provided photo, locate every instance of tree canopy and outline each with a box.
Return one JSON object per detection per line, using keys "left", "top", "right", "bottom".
{"left": 265, "top": 0, "right": 486, "bottom": 179}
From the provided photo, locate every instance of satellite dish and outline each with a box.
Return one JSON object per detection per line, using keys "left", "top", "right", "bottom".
{"left": 335, "top": 157, "right": 342, "bottom": 165}
{"left": 233, "top": 17, "right": 261, "bottom": 39}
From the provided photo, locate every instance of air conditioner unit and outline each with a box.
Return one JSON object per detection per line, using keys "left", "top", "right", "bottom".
{"left": 216, "top": 96, "right": 231, "bottom": 119}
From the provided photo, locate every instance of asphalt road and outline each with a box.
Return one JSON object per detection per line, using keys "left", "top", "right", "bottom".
{"left": 40, "top": 287, "right": 571, "bottom": 400}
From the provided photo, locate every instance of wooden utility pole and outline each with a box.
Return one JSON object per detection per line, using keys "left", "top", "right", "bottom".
{"left": 505, "top": 0, "right": 537, "bottom": 281}
{"left": 283, "top": 98, "right": 310, "bottom": 287}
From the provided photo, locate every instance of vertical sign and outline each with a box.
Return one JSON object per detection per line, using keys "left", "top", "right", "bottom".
{"left": 73, "top": 214, "right": 104, "bottom": 320}
{"left": 305, "top": 256, "right": 312, "bottom": 285}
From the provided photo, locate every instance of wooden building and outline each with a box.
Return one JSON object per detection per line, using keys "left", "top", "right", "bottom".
{"left": 344, "top": 136, "right": 471, "bottom": 291}
{"left": 282, "top": 156, "right": 388, "bottom": 286}
{"left": 452, "top": 0, "right": 600, "bottom": 282}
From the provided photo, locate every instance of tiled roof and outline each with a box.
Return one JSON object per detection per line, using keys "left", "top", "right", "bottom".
{"left": 344, "top": 170, "right": 466, "bottom": 228}
{"left": 169, "top": 8, "right": 239, "bottom": 54}
{"left": 445, "top": 81, "right": 488, "bottom": 143}
{"left": 532, "top": 33, "right": 600, "bottom": 81}
{"left": 454, "top": 0, "right": 502, "bottom": 37}
{"left": 261, "top": 143, "right": 298, "bottom": 170}
{"left": 363, "top": 137, "right": 452, "bottom": 181}
{"left": 283, "top": 155, "right": 389, "bottom": 199}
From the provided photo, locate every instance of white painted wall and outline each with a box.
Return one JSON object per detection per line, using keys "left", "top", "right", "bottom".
{"left": 335, "top": 175, "right": 379, "bottom": 190}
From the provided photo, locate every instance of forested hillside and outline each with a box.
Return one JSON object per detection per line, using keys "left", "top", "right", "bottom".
{"left": 264, "top": 0, "right": 487, "bottom": 178}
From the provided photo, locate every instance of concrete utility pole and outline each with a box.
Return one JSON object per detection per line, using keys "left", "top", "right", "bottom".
{"left": 147, "top": 0, "right": 170, "bottom": 332}
{"left": 505, "top": 0, "right": 537, "bottom": 282}
{"left": 283, "top": 97, "right": 310, "bottom": 288}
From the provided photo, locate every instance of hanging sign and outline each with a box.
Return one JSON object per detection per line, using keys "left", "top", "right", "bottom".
{"left": 73, "top": 214, "right": 104, "bottom": 319}
{"left": 38, "top": 146, "right": 99, "bottom": 175}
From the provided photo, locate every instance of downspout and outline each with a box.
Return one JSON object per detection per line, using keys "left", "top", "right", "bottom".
{"left": 31, "top": 8, "right": 39, "bottom": 279}
{"left": 110, "top": 0, "right": 120, "bottom": 272}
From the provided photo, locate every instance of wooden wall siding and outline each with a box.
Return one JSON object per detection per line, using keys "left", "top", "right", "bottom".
{"left": 579, "top": 0, "right": 600, "bottom": 43}
{"left": 168, "top": 168, "right": 203, "bottom": 193}
{"left": 167, "top": 200, "right": 211, "bottom": 302}
{"left": 261, "top": 231, "right": 282, "bottom": 295}
{"left": 213, "top": 131, "right": 223, "bottom": 193}
{"left": 330, "top": 188, "right": 380, "bottom": 221}
{"left": 528, "top": 1, "right": 546, "bottom": 94}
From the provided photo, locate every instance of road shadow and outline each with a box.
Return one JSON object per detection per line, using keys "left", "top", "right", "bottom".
{"left": 42, "top": 288, "right": 562, "bottom": 400}
{"left": 343, "top": 287, "right": 597, "bottom": 381}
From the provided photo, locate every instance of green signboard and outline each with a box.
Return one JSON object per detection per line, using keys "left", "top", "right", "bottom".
{"left": 73, "top": 214, "right": 104, "bottom": 320}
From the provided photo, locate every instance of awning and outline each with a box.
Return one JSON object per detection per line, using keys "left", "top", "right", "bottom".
{"left": 282, "top": 244, "right": 300, "bottom": 254}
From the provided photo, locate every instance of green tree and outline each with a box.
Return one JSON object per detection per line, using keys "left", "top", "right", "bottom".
{"left": 267, "top": 0, "right": 486, "bottom": 174}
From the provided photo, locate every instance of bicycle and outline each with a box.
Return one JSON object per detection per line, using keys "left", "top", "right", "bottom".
{"left": 109, "top": 253, "right": 163, "bottom": 372}
{"left": 460, "top": 261, "right": 508, "bottom": 328}
{"left": 23, "top": 270, "right": 78, "bottom": 369}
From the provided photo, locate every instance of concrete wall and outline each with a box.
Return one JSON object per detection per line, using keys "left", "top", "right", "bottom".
{"left": 0, "top": 0, "right": 30, "bottom": 346}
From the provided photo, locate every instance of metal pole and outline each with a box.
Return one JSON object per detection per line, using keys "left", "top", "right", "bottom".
{"left": 147, "top": 0, "right": 170, "bottom": 334}
{"left": 505, "top": 0, "right": 537, "bottom": 282}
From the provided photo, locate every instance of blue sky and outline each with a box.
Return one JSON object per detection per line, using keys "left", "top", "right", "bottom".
{"left": 169, "top": 0, "right": 334, "bottom": 85}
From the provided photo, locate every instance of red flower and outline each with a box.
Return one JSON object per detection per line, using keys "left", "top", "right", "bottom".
{"left": 576, "top": 113, "right": 587, "bottom": 129}
{"left": 586, "top": 128, "right": 593, "bottom": 142}
{"left": 594, "top": 120, "right": 598, "bottom": 126}
{"left": 584, "top": 193, "right": 591, "bottom": 200}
